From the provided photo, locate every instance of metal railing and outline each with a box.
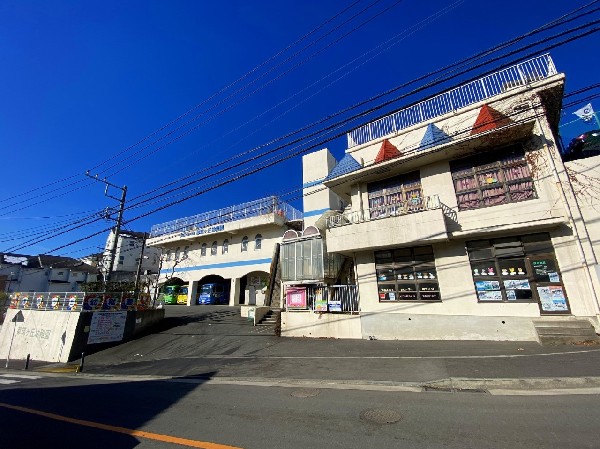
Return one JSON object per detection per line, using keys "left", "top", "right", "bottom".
{"left": 6, "top": 292, "right": 154, "bottom": 312}
{"left": 150, "top": 196, "right": 303, "bottom": 238}
{"left": 327, "top": 195, "right": 441, "bottom": 228}
{"left": 289, "top": 285, "right": 360, "bottom": 313}
{"left": 347, "top": 54, "right": 557, "bottom": 148}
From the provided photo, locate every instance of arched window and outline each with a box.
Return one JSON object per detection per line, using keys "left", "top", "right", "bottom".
{"left": 222, "top": 239, "right": 229, "bottom": 254}
{"left": 211, "top": 241, "right": 218, "bottom": 256}
{"left": 241, "top": 236, "right": 248, "bottom": 252}
{"left": 201, "top": 243, "right": 207, "bottom": 257}
{"left": 255, "top": 234, "right": 262, "bottom": 250}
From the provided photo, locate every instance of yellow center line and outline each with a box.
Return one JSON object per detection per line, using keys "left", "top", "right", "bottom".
{"left": 0, "top": 402, "right": 244, "bottom": 449}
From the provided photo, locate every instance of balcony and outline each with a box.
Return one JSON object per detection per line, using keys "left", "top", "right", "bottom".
{"left": 325, "top": 195, "right": 449, "bottom": 253}
{"left": 346, "top": 54, "right": 557, "bottom": 148}
{"left": 148, "top": 196, "right": 303, "bottom": 246}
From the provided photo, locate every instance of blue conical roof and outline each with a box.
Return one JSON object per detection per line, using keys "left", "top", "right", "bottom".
{"left": 325, "top": 154, "right": 362, "bottom": 180}
{"left": 416, "top": 123, "right": 450, "bottom": 152}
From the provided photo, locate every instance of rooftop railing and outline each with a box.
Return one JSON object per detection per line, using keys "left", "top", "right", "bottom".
{"left": 347, "top": 54, "right": 557, "bottom": 148}
{"left": 149, "top": 196, "right": 303, "bottom": 238}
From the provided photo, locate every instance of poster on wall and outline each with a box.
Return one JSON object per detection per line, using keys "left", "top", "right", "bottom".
{"left": 286, "top": 288, "right": 307, "bottom": 309}
{"left": 538, "top": 286, "right": 569, "bottom": 312}
{"left": 475, "top": 280, "right": 501, "bottom": 291}
{"left": 314, "top": 288, "right": 328, "bottom": 312}
{"left": 503, "top": 279, "right": 531, "bottom": 290}
{"left": 87, "top": 311, "right": 127, "bottom": 344}
{"left": 477, "top": 290, "right": 503, "bottom": 301}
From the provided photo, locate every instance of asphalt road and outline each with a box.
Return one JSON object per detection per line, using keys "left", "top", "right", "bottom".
{"left": 1, "top": 374, "right": 599, "bottom": 449}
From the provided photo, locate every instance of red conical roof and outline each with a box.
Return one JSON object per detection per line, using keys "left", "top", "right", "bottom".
{"left": 374, "top": 139, "right": 401, "bottom": 164}
{"left": 470, "top": 104, "right": 512, "bottom": 135}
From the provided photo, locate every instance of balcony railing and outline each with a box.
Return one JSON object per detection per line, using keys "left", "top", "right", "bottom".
{"left": 6, "top": 292, "right": 155, "bottom": 313}
{"left": 347, "top": 54, "right": 557, "bottom": 148}
{"left": 149, "top": 196, "right": 303, "bottom": 238}
{"left": 327, "top": 195, "right": 441, "bottom": 228}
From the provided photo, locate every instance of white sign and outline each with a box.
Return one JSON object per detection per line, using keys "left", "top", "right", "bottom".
{"left": 88, "top": 312, "right": 127, "bottom": 344}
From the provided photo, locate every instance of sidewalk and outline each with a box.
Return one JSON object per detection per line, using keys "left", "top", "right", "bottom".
{"left": 6, "top": 306, "right": 600, "bottom": 393}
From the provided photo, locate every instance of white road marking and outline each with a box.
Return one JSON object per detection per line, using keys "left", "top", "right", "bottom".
{"left": 0, "top": 379, "right": 19, "bottom": 385}
{"left": 0, "top": 374, "right": 41, "bottom": 380}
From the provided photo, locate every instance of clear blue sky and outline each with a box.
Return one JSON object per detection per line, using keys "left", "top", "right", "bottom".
{"left": 1, "top": 0, "right": 598, "bottom": 258}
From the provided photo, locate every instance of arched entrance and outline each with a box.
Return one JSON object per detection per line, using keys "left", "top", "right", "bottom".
{"left": 196, "top": 275, "right": 230, "bottom": 305}
{"left": 241, "top": 271, "right": 270, "bottom": 306}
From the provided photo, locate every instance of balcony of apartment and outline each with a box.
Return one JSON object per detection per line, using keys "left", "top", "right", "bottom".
{"left": 325, "top": 195, "right": 450, "bottom": 254}
{"left": 147, "top": 196, "right": 303, "bottom": 247}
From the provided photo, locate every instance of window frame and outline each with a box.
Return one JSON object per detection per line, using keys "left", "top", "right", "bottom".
{"left": 451, "top": 146, "right": 536, "bottom": 211}
{"left": 375, "top": 245, "right": 440, "bottom": 302}
{"left": 211, "top": 241, "right": 218, "bottom": 256}
{"left": 241, "top": 236, "right": 248, "bottom": 252}
{"left": 255, "top": 234, "right": 262, "bottom": 250}
{"left": 222, "top": 239, "right": 229, "bottom": 254}
{"left": 201, "top": 243, "right": 207, "bottom": 257}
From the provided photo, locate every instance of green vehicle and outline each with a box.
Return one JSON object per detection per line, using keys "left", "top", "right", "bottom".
{"left": 163, "top": 285, "right": 177, "bottom": 305}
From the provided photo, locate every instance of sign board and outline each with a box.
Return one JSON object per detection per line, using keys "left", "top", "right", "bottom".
{"left": 286, "top": 288, "right": 307, "bottom": 309}
{"left": 87, "top": 311, "right": 127, "bottom": 344}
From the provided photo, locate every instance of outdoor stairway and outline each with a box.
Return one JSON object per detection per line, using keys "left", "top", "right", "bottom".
{"left": 533, "top": 318, "right": 600, "bottom": 345}
{"left": 257, "top": 309, "right": 281, "bottom": 326}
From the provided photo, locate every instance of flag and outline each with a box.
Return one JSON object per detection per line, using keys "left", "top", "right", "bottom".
{"left": 573, "top": 103, "right": 595, "bottom": 122}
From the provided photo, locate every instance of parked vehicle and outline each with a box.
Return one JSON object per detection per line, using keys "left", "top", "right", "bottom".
{"left": 176, "top": 286, "right": 188, "bottom": 304}
{"left": 197, "top": 283, "right": 229, "bottom": 305}
{"left": 163, "top": 284, "right": 188, "bottom": 305}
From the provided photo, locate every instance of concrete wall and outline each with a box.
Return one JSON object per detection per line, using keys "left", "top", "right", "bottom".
{"left": 0, "top": 308, "right": 164, "bottom": 363}
{"left": 282, "top": 311, "right": 362, "bottom": 339}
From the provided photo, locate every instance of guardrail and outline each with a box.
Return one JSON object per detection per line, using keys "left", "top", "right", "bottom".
{"left": 327, "top": 195, "right": 441, "bottom": 228}
{"left": 150, "top": 196, "right": 303, "bottom": 238}
{"left": 347, "top": 54, "right": 557, "bottom": 148}
{"left": 6, "top": 292, "right": 154, "bottom": 312}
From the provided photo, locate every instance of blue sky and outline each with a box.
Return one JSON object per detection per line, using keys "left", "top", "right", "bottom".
{"left": 1, "top": 0, "right": 599, "bottom": 258}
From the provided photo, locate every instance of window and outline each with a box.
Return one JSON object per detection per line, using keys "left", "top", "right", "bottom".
{"left": 118, "top": 256, "right": 124, "bottom": 265}
{"left": 375, "top": 246, "right": 440, "bottom": 301}
{"left": 467, "top": 233, "right": 569, "bottom": 312}
{"left": 241, "top": 236, "right": 248, "bottom": 252}
{"left": 223, "top": 239, "right": 229, "bottom": 254}
{"left": 183, "top": 246, "right": 189, "bottom": 257}
{"left": 451, "top": 146, "right": 535, "bottom": 211}
{"left": 165, "top": 250, "right": 172, "bottom": 261}
{"left": 211, "top": 241, "right": 218, "bottom": 256}
{"left": 255, "top": 234, "right": 262, "bottom": 250}
{"left": 128, "top": 240, "right": 135, "bottom": 247}
{"left": 175, "top": 247, "right": 181, "bottom": 260}
{"left": 201, "top": 243, "right": 207, "bottom": 257}
{"left": 367, "top": 171, "right": 422, "bottom": 218}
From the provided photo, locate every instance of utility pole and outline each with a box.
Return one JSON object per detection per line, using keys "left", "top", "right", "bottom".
{"left": 134, "top": 232, "right": 148, "bottom": 298}
{"left": 85, "top": 171, "right": 127, "bottom": 284}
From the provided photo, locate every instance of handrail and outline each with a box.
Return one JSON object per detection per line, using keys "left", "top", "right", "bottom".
{"left": 347, "top": 54, "right": 557, "bottom": 148}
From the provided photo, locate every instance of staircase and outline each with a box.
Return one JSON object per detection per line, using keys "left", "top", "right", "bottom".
{"left": 257, "top": 308, "right": 281, "bottom": 335}
{"left": 533, "top": 318, "right": 600, "bottom": 345}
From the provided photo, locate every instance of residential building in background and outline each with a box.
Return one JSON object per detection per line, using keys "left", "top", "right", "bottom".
{"left": 0, "top": 253, "right": 98, "bottom": 293}
{"left": 101, "top": 230, "right": 162, "bottom": 283}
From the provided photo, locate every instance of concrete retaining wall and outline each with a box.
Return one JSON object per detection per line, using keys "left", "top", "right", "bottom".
{"left": 0, "top": 308, "right": 165, "bottom": 364}
{"left": 282, "top": 312, "right": 362, "bottom": 339}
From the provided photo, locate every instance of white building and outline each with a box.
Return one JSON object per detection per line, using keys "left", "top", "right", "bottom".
{"left": 147, "top": 196, "right": 302, "bottom": 306}
{"left": 0, "top": 253, "right": 98, "bottom": 293}
{"left": 101, "top": 230, "right": 162, "bottom": 283}
{"left": 282, "top": 54, "right": 600, "bottom": 342}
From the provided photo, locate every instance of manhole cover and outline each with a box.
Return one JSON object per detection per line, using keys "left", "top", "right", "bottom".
{"left": 359, "top": 408, "right": 402, "bottom": 424}
{"left": 290, "top": 388, "right": 320, "bottom": 398}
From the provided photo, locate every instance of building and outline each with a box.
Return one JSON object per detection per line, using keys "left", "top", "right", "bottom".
{"left": 100, "top": 230, "right": 162, "bottom": 283}
{"left": 282, "top": 54, "right": 600, "bottom": 341}
{"left": 0, "top": 253, "right": 98, "bottom": 293}
{"left": 147, "top": 196, "right": 302, "bottom": 306}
